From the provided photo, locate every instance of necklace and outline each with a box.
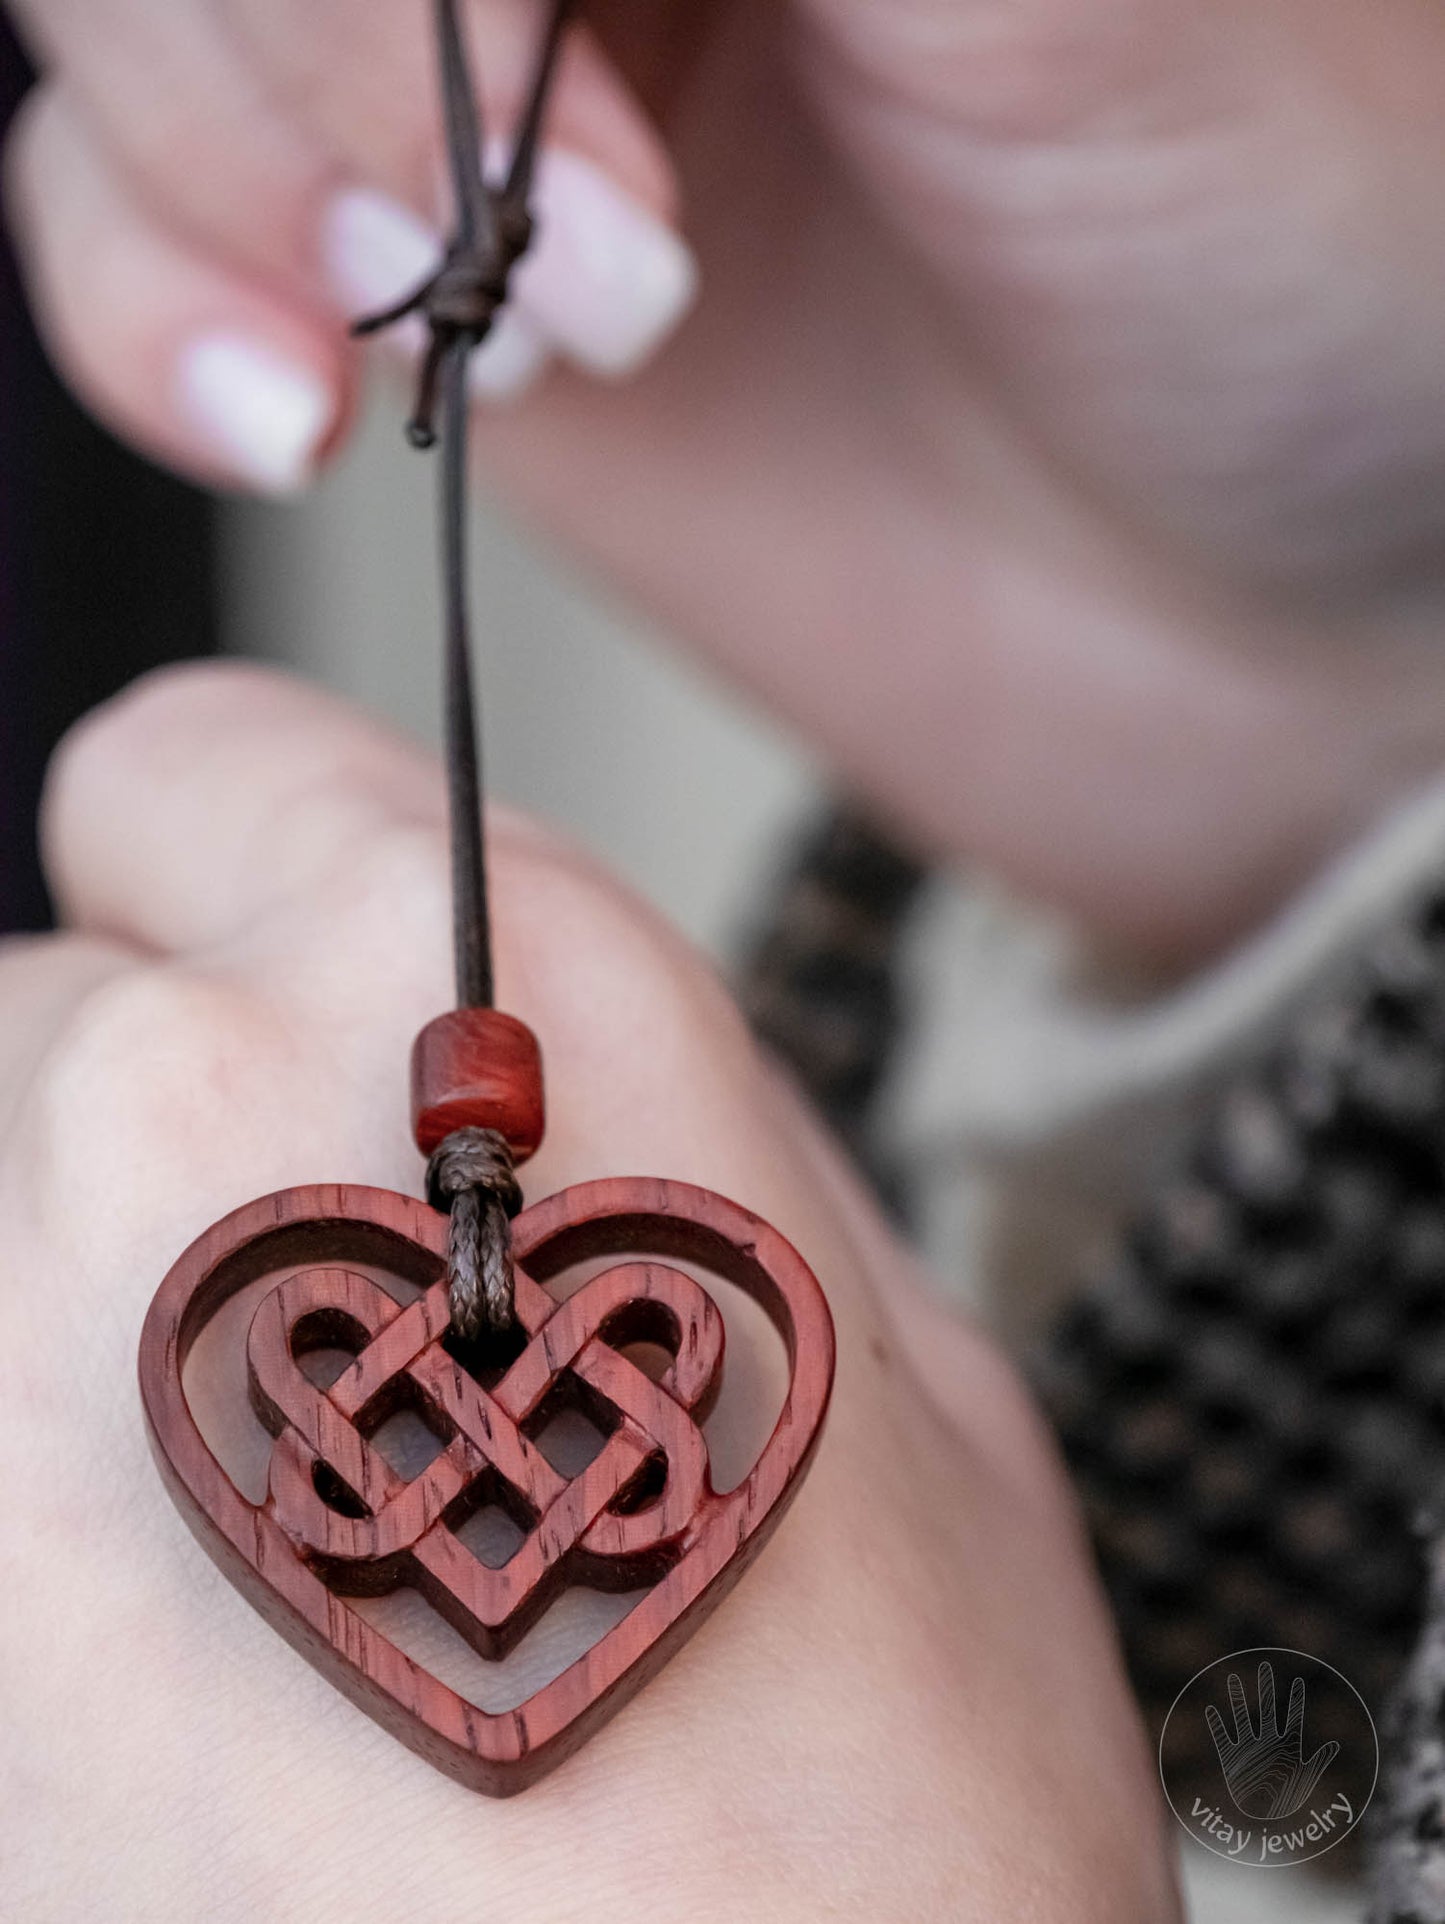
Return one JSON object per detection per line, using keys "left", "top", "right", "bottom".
{"left": 137, "top": 0, "right": 834, "bottom": 1797}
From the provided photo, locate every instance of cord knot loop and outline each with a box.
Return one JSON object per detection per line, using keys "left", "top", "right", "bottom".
{"left": 427, "top": 1125, "right": 523, "bottom": 1339}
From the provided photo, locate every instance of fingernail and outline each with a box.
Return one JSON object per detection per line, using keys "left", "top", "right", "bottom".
{"left": 469, "top": 309, "right": 550, "bottom": 402}
{"left": 511, "top": 149, "right": 698, "bottom": 378}
{"left": 321, "top": 186, "right": 440, "bottom": 317}
{"left": 176, "top": 335, "right": 332, "bottom": 494}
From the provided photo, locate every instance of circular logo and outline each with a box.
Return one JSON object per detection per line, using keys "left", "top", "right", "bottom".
{"left": 1159, "top": 1647, "right": 1378, "bottom": 1868}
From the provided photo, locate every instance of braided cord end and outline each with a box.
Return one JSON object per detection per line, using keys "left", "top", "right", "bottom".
{"left": 427, "top": 1126, "right": 524, "bottom": 1338}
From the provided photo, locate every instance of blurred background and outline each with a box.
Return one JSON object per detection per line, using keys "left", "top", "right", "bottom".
{"left": 226, "top": 392, "right": 820, "bottom": 960}
{"left": 0, "top": 26, "right": 220, "bottom": 932}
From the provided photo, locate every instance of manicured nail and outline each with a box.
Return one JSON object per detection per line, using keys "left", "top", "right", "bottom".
{"left": 176, "top": 335, "right": 332, "bottom": 494}
{"left": 511, "top": 149, "right": 698, "bottom": 377}
{"left": 469, "top": 309, "right": 550, "bottom": 402}
{"left": 321, "top": 187, "right": 440, "bottom": 318}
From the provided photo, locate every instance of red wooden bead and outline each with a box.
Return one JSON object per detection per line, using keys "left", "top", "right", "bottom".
{"left": 411, "top": 1009, "right": 545, "bottom": 1162}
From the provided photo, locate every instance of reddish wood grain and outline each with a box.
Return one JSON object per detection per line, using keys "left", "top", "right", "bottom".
{"left": 138, "top": 1179, "right": 834, "bottom": 1795}
{"left": 411, "top": 1010, "right": 545, "bottom": 1160}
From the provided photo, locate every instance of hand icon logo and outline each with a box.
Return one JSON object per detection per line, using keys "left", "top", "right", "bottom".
{"left": 1204, "top": 1660, "right": 1341, "bottom": 1821}
{"left": 1164, "top": 1647, "right": 1375, "bottom": 1865}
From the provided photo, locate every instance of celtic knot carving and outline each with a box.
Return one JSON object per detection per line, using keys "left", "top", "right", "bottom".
{"left": 248, "top": 1255, "right": 725, "bottom": 1657}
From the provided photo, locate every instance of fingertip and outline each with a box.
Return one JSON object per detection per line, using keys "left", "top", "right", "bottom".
{"left": 173, "top": 332, "right": 338, "bottom": 495}
{"left": 8, "top": 86, "right": 354, "bottom": 498}
{"left": 41, "top": 661, "right": 440, "bottom": 943}
{"left": 40, "top": 661, "right": 275, "bottom": 915}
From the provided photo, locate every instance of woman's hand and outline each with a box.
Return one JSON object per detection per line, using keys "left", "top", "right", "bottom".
{"left": 10, "top": 1, "right": 1445, "bottom": 960}
{"left": 0, "top": 663, "right": 1178, "bottom": 1921}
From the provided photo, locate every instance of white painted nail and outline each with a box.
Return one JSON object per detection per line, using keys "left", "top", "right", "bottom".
{"left": 176, "top": 335, "right": 332, "bottom": 494}
{"left": 510, "top": 149, "right": 698, "bottom": 378}
{"left": 469, "top": 309, "right": 551, "bottom": 402}
{"left": 321, "top": 186, "right": 440, "bottom": 317}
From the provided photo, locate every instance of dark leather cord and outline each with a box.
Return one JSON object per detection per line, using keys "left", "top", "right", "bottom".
{"left": 356, "top": 0, "right": 574, "bottom": 1337}
{"left": 438, "top": 335, "right": 491, "bottom": 1010}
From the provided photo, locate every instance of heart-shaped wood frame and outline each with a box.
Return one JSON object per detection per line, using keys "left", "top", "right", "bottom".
{"left": 139, "top": 1178, "right": 835, "bottom": 1794}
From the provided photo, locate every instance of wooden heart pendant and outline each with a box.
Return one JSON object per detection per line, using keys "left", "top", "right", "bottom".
{"left": 138, "top": 1012, "right": 835, "bottom": 1794}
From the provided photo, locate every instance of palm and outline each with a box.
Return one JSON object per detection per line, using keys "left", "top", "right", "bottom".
{"left": 489, "top": 0, "right": 1445, "bottom": 957}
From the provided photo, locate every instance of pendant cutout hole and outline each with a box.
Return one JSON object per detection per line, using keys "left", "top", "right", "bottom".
{"left": 613, "top": 1341, "right": 673, "bottom": 1385}
{"left": 313, "top": 1460, "right": 370, "bottom": 1520}
{"left": 452, "top": 1503, "right": 529, "bottom": 1570}
{"left": 442, "top": 1315, "right": 529, "bottom": 1387}
{"left": 350, "top": 1579, "right": 650, "bottom": 1715}
{"left": 608, "top": 1450, "right": 667, "bottom": 1516}
{"left": 297, "top": 1346, "right": 356, "bottom": 1391}
{"left": 369, "top": 1406, "right": 450, "bottom": 1478}
{"left": 531, "top": 1404, "right": 609, "bottom": 1477}
{"left": 289, "top": 1305, "right": 371, "bottom": 1361}
{"left": 446, "top": 1467, "right": 539, "bottom": 1570}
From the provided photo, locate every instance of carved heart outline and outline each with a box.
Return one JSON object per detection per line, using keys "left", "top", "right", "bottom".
{"left": 138, "top": 1179, "right": 835, "bottom": 1795}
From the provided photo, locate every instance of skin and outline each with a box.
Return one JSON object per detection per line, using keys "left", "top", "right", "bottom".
{"left": 4, "top": 0, "right": 1444, "bottom": 1911}
{"left": 0, "top": 665, "right": 1180, "bottom": 1919}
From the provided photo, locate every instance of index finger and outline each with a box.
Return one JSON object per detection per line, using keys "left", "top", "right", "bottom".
{"left": 44, "top": 661, "right": 447, "bottom": 958}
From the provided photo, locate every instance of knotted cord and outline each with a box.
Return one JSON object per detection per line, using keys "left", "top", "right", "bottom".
{"left": 354, "top": 0, "right": 574, "bottom": 1337}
